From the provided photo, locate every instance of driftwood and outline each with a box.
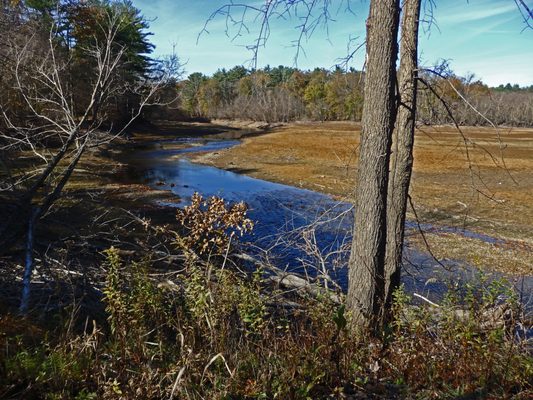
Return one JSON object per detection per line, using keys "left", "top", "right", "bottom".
{"left": 234, "top": 253, "right": 341, "bottom": 304}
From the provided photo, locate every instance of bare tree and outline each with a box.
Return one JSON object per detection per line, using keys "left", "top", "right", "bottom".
{"left": 515, "top": 0, "right": 533, "bottom": 29}
{"left": 0, "top": 10, "right": 168, "bottom": 313}
{"left": 202, "top": 0, "right": 344, "bottom": 68}
{"left": 345, "top": 0, "right": 400, "bottom": 330}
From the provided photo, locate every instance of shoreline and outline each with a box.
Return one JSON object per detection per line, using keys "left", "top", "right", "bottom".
{"left": 190, "top": 121, "right": 533, "bottom": 276}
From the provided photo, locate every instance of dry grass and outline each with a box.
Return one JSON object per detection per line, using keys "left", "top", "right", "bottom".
{"left": 408, "top": 231, "right": 533, "bottom": 276}
{"left": 196, "top": 121, "right": 533, "bottom": 275}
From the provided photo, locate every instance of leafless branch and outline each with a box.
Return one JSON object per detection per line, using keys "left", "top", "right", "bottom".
{"left": 514, "top": 0, "right": 533, "bottom": 29}
{"left": 201, "top": 1, "right": 349, "bottom": 68}
{"left": 418, "top": 72, "right": 517, "bottom": 207}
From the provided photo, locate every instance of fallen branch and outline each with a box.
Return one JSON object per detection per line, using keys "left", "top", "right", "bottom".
{"left": 235, "top": 253, "right": 341, "bottom": 304}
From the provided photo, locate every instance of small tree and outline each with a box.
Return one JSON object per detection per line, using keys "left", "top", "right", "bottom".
{"left": 0, "top": 1, "right": 174, "bottom": 313}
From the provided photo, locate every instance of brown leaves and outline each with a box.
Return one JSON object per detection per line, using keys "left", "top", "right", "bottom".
{"left": 176, "top": 193, "right": 254, "bottom": 255}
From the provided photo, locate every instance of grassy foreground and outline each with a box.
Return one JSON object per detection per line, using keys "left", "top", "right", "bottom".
{"left": 196, "top": 122, "right": 533, "bottom": 276}
{"left": 1, "top": 199, "right": 531, "bottom": 399}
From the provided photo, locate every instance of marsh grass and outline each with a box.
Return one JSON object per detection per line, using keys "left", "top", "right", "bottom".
{"left": 201, "top": 122, "right": 533, "bottom": 276}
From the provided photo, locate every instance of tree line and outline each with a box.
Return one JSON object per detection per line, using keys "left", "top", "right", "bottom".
{"left": 177, "top": 64, "right": 533, "bottom": 127}
{"left": 0, "top": 0, "right": 156, "bottom": 130}
{"left": 178, "top": 66, "right": 364, "bottom": 122}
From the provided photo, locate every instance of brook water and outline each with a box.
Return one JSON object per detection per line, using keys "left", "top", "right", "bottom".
{"left": 121, "top": 136, "right": 532, "bottom": 307}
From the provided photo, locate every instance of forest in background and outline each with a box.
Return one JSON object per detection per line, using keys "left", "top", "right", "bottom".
{"left": 176, "top": 64, "right": 533, "bottom": 126}
{"left": 2, "top": 1, "right": 533, "bottom": 131}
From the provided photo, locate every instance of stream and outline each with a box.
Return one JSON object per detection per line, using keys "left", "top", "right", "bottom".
{"left": 121, "top": 136, "right": 532, "bottom": 307}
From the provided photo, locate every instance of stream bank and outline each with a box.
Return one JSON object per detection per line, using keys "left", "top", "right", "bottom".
{"left": 115, "top": 126, "right": 532, "bottom": 307}
{"left": 194, "top": 122, "right": 533, "bottom": 277}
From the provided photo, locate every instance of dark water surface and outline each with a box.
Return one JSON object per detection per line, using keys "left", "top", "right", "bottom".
{"left": 122, "top": 137, "right": 532, "bottom": 307}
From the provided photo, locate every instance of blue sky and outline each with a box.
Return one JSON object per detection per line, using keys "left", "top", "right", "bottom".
{"left": 133, "top": 0, "right": 532, "bottom": 86}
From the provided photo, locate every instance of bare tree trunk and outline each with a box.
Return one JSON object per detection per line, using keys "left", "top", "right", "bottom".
{"left": 0, "top": 128, "right": 80, "bottom": 250}
{"left": 384, "top": 0, "right": 421, "bottom": 313}
{"left": 18, "top": 137, "right": 90, "bottom": 314}
{"left": 20, "top": 207, "right": 38, "bottom": 314}
{"left": 347, "top": 0, "right": 400, "bottom": 331}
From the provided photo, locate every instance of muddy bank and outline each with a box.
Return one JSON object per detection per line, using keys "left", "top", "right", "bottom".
{"left": 192, "top": 122, "right": 533, "bottom": 277}
{"left": 68, "top": 121, "right": 264, "bottom": 206}
{"left": 111, "top": 132, "right": 531, "bottom": 308}
{"left": 131, "top": 120, "right": 274, "bottom": 141}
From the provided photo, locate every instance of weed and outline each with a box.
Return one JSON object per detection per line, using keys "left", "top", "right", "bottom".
{"left": 176, "top": 192, "right": 253, "bottom": 256}
{"left": 1, "top": 200, "right": 531, "bottom": 399}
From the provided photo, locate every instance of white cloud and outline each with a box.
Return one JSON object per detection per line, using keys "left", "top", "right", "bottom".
{"left": 438, "top": 1, "right": 516, "bottom": 25}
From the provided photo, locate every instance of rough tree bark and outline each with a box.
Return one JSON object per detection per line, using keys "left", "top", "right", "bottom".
{"left": 346, "top": 0, "right": 400, "bottom": 330}
{"left": 384, "top": 0, "right": 421, "bottom": 313}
